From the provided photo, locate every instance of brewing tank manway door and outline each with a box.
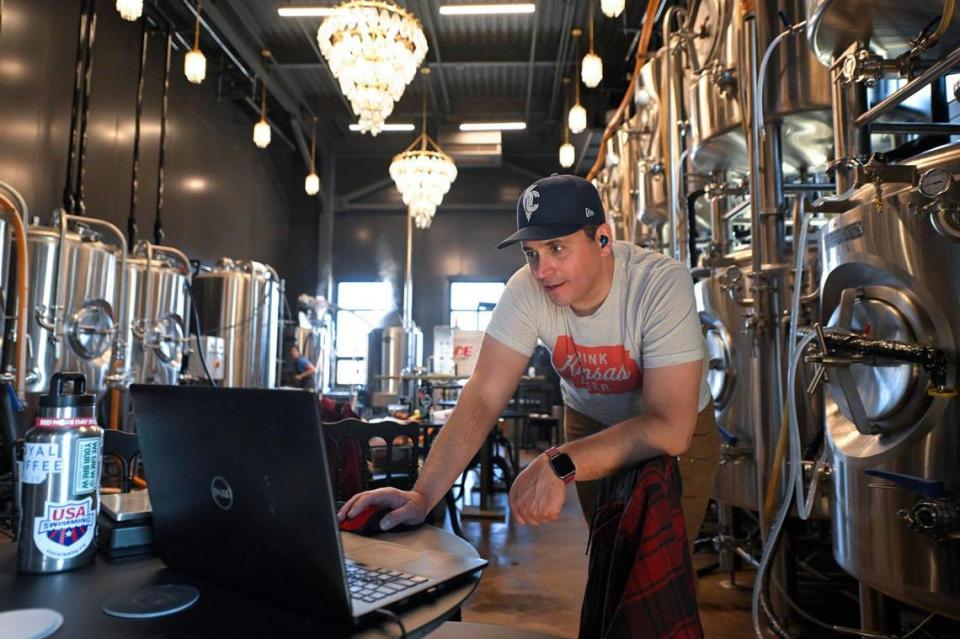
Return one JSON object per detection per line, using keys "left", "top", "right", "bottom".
{"left": 705, "top": 324, "right": 735, "bottom": 409}
{"left": 824, "top": 284, "right": 943, "bottom": 464}
{"left": 67, "top": 299, "right": 115, "bottom": 361}
{"left": 147, "top": 313, "right": 185, "bottom": 365}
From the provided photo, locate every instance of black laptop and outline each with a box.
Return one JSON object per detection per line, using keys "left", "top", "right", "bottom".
{"left": 130, "top": 385, "right": 486, "bottom": 621}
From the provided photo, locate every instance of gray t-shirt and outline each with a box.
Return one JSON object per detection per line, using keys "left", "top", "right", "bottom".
{"left": 485, "top": 240, "right": 710, "bottom": 426}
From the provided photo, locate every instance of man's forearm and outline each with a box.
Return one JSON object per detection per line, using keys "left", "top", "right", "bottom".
{"left": 561, "top": 412, "right": 693, "bottom": 482}
{"left": 413, "top": 382, "right": 505, "bottom": 509}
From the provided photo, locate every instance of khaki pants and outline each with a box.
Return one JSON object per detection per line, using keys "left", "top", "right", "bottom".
{"left": 564, "top": 404, "right": 721, "bottom": 549}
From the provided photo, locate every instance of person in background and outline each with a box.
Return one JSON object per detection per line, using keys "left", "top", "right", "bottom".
{"left": 339, "top": 175, "right": 719, "bottom": 638}
{"left": 290, "top": 345, "right": 317, "bottom": 390}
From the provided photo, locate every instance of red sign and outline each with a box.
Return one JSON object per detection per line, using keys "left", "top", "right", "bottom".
{"left": 551, "top": 336, "right": 643, "bottom": 395}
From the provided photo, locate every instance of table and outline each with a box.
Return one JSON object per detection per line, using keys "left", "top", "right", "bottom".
{"left": 0, "top": 526, "right": 481, "bottom": 638}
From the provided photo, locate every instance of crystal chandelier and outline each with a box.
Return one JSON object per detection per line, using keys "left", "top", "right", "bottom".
{"left": 389, "top": 70, "right": 457, "bottom": 229}
{"left": 317, "top": 2, "right": 428, "bottom": 136}
{"left": 601, "top": 0, "right": 625, "bottom": 18}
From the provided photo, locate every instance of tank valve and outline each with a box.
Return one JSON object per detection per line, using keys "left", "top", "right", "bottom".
{"left": 898, "top": 500, "right": 960, "bottom": 543}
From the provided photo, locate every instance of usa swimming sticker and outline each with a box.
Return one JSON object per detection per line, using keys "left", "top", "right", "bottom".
{"left": 32, "top": 497, "right": 96, "bottom": 560}
{"left": 22, "top": 442, "right": 63, "bottom": 485}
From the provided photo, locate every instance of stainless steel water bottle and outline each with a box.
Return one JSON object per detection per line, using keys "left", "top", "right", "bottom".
{"left": 18, "top": 372, "right": 103, "bottom": 573}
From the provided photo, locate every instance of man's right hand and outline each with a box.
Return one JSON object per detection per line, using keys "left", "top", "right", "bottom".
{"left": 336, "top": 488, "right": 430, "bottom": 531}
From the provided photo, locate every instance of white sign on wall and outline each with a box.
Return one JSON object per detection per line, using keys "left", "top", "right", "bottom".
{"left": 453, "top": 330, "right": 484, "bottom": 377}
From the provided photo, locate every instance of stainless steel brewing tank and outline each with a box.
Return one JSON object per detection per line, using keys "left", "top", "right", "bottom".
{"left": 635, "top": 53, "right": 670, "bottom": 234}
{"left": 686, "top": 0, "right": 833, "bottom": 173}
{"left": 818, "top": 144, "right": 960, "bottom": 618}
{"left": 25, "top": 226, "right": 119, "bottom": 394}
{"left": 192, "top": 259, "right": 281, "bottom": 389}
{"left": 123, "top": 249, "right": 189, "bottom": 385}
{"left": 807, "top": 0, "right": 960, "bottom": 66}
{"left": 695, "top": 251, "right": 759, "bottom": 510}
{"left": 366, "top": 325, "right": 423, "bottom": 396}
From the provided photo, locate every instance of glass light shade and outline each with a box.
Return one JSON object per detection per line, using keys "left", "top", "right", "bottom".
{"left": 116, "top": 0, "right": 143, "bottom": 21}
{"left": 184, "top": 49, "right": 207, "bottom": 84}
{"left": 582, "top": 52, "right": 603, "bottom": 88}
{"left": 317, "top": 2, "right": 428, "bottom": 136}
{"left": 559, "top": 142, "right": 575, "bottom": 168}
{"left": 253, "top": 120, "right": 271, "bottom": 148}
{"left": 568, "top": 103, "right": 587, "bottom": 134}
{"left": 389, "top": 149, "right": 458, "bottom": 230}
{"left": 601, "top": 0, "right": 625, "bottom": 18}
{"left": 305, "top": 172, "right": 320, "bottom": 195}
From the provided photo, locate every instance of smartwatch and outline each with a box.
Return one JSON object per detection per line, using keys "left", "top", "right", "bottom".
{"left": 544, "top": 447, "right": 576, "bottom": 485}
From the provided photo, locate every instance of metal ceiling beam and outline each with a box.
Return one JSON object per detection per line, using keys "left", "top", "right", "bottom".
{"left": 190, "top": 0, "right": 304, "bottom": 119}
{"left": 279, "top": 60, "right": 558, "bottom": 70}
{"left": 417, "top": 0, "right": 452, "bottom": 113}
{"left": 340, "top": 176, "right": 396, "bottom": 204}
{"left": 524, "top": 0, "right": 541, "bottom": 122}
{"left": 338, "top": 202, "right": 514, "bottom": 213}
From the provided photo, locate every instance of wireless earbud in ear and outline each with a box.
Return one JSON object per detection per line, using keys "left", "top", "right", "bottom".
{"left": 599, "top": 235, "right": 609, "bottom": 248}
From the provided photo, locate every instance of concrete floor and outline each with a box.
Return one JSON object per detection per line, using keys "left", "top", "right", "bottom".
{"left": 454, "top": 476, "right": 754, "bottom": 638}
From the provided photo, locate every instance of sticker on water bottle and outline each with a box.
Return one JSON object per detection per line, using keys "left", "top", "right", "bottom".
{"left": 32, "top": 497, "right": 95, "bottom": 560}
{"left": 73, "top": 438, "right": 101, "bottom": 494}
{"left": 22, "top": 443, "right": 63, "bottom": 484}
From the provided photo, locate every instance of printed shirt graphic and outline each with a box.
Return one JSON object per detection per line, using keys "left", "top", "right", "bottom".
{"left": 485, "top": 240, "right": 710, "bottom": 426}
{"left": 552, "top": 337, "right": 642, "bottom": 395}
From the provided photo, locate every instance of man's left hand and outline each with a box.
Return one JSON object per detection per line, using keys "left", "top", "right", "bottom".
{"left": 508, "top": 453, "right": 567, "bottom": 526}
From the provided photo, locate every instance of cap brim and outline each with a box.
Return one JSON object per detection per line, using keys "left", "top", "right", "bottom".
{"left": 495, "top": 224, "right": 586, "bottom": 249}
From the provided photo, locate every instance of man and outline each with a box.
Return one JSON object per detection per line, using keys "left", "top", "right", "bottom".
{"left": 339, "top": 175, "right": 719, "bottom": 636}
{"left": 290, "top": 345, "right": 316, "bottom": 390}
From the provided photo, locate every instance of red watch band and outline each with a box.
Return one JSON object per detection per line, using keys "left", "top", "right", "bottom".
{"left": 544, "top": 447, "right": 576, "bottom": 485}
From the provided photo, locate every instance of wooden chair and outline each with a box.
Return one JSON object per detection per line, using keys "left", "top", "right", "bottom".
{"left": 322, "top": 419, "right": 421, "bottom": 498}
{"left": 323, "top": 418, "right": 465, "bottom": 539}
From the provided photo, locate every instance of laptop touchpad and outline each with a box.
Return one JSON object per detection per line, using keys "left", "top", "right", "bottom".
{"left": 346, "top": 541, "right": 429, "bottom": 568}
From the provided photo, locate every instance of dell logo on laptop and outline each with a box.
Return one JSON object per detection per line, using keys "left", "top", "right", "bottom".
{"left": 210, "top": 476, "right": 234, "bottom": 511}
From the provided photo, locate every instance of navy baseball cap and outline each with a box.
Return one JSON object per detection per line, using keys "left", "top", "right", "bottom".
{"left": 496, "top": 174, "right": 606, "bottom": 249}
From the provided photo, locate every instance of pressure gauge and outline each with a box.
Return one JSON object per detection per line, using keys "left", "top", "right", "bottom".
{"left": 918, "top": 168, "right": 953, "bottom": 199}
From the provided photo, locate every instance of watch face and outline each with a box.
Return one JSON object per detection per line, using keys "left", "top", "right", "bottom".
{"left": 550, "top": 452, "right": 576, "bottom": 478}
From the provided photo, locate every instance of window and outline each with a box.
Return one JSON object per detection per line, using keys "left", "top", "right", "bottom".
{"left": 335, "top": 281, "right": 393, "bottom": 386}
{"left": 449, "top": 281, "right": 506, "bottom": 331}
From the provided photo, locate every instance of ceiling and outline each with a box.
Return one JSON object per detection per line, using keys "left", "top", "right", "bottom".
{"left": 157, "top": 0, "right": 657, "bottom": 178}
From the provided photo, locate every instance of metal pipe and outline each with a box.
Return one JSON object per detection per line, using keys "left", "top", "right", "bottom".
{"left": 63, "top": 0, "right": 91, "bottom": 213}
{"left": 0, "top": 194, "right": 29, "bottom": 400}
{"left": 721, "top": 198, "right": 752, "bottom": 222}
{"left": 403, "top": 210, "right": 413, "bottom": 332}
{"left": 829, "top": 49, "right": 867, "bottom": 194}
{"left": 782, "top": 183, "right": 835, "bottom": 193}
{"left": 127, "top": 20, "right": 148, "bottom": 246}
{"left": 663, "top": 6, "right": 688, "bottom": 266}
{"left": 154, "top": 28, "right": 172, "bottom": 246}
{"left": 868, "top": 122, "right": 960, "bottom": 134}
{"left": 73, "top": 0, "right": 97, "bottom": 216}
{"left": 854, "top": 45, "right": 960, "bottom": 128}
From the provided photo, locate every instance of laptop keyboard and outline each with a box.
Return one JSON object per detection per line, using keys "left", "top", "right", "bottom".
{"left": 345, "top": 561, "right": 429, "bottom": 604}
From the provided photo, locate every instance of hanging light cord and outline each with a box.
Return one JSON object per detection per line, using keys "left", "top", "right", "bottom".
{"left": 193, "top": 0, "right": 202, "bottom": 50}
{"left": 588, "top": 0, "right": 596, "bottom": 53}
{"left": 310, "top": 116, "right": 318, "bottom": 173}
